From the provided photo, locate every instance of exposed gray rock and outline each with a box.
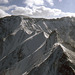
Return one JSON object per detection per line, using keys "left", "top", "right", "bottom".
{"left": 28, "top": 45, "right": 75, "bottom": 75}
{"left": 0, "top": 16, "right": 75, "bottom": 75}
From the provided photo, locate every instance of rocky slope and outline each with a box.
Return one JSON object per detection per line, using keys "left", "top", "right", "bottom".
{"left": 0, "top": 15, "right": 75, "bottom": 75}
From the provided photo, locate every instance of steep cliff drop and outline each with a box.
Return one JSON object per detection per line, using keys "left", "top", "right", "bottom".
{"left": 0, "top": 15, "right": 75, "bottom": 75}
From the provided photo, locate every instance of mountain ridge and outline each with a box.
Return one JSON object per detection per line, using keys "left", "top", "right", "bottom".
{"left": 0, "top": 15, "right": 75, "bottom": 75}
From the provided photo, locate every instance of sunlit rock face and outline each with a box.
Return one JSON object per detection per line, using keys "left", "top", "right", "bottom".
{"left": 0, "top": 15, "right": 75, "bottom": 75}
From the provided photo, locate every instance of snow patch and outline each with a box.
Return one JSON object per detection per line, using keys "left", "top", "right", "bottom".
{"left": 43, "top": 32, "right": 49, "bottom": 38}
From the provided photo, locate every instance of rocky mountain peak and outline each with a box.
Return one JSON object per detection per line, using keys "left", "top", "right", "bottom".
{"left": 0, "top": 15, "right": 75, "bottom": 75}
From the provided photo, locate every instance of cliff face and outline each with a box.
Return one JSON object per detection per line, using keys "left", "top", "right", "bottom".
{"left": 0, "top": 16, "right": 75, "bottom": 75}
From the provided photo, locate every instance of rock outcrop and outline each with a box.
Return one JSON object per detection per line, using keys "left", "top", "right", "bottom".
{"left": 0, "top": 15, "right": 75, "bottom": 75}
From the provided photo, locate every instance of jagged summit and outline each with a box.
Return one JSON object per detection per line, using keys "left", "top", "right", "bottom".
{"left": 0, "top": 15, "right": 75, "bottom": 75}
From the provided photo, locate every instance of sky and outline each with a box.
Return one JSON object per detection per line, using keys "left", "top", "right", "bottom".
{"left": 0, "top": 0, "right": 75, "bottom": 19}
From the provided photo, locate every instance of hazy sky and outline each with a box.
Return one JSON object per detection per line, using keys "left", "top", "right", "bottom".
{"left": 0, "top": 0, "right": 75, "bottom": 18}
